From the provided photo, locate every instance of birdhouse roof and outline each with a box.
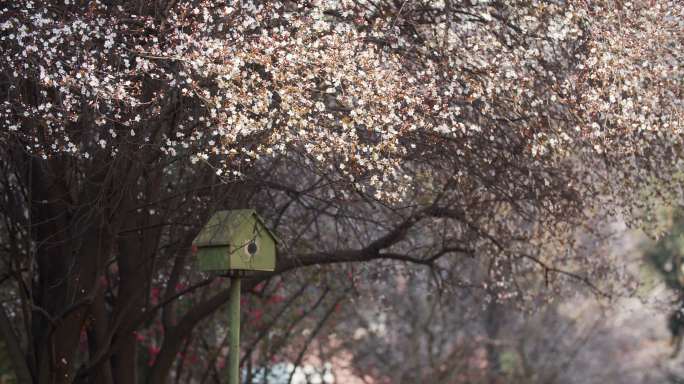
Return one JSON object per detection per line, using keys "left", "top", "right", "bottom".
{"left": 193, "top": 209, "right": 279, "bottom": 247}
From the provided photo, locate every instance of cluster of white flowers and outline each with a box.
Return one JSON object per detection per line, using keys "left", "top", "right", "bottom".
{"left": 0, "top": 0, "right": 681, "bottom": 207}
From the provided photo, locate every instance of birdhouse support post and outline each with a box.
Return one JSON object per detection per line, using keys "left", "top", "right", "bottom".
{"left": 229, "top": 276, "right": 241, "bottom": 384}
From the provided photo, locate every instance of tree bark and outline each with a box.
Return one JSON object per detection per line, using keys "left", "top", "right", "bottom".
{"left": 0, "top": 304, "right": 32, "bottom": 383}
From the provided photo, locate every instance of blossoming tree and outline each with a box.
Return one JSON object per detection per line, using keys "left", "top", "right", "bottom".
{"left": 0, "top": 0, "right": 681, "bottom": 383}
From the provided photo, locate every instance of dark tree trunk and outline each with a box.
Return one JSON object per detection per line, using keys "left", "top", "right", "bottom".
{"left": 29, "top": 156, "right": 117, "bottom": 384}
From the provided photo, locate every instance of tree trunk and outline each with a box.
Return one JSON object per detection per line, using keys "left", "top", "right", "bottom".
{"left": 86, "top": 290, "right": 114, "bottom": 384}
{"left": 485, "top": 298, "right": 503, "bottom": 384}
{"left": 29, "top": 156, "right": 116, "bottom": 384}
{"left": 0, "top": 305, "right": 32, "bottom": 383}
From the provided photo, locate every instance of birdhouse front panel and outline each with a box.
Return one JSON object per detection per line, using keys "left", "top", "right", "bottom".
{"left": 194, "top": 210, "right": 277, "bottom": 272}
{"left": 225, "top": 220, "right": 276, "bottom": 271}
{"left": 197, "top": 246, "right": 231, "bottom": 271}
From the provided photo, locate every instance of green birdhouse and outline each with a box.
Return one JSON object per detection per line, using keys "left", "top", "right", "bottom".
{"left": 193, "top": 210, "right": 278, "bottom": 272}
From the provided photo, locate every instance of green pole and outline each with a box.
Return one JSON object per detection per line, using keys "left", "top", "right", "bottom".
{"left": 228, "top": 277, "right": 241, "bottom": 384}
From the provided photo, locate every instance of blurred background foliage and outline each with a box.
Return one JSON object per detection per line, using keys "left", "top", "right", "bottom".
{"left": 645, "top": 209, "right": 684, "bottom": 361}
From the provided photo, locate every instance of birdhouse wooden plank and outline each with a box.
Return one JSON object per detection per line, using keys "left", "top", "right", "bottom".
{"left": 193, "top": 209, "right": 278, "bottom": 272}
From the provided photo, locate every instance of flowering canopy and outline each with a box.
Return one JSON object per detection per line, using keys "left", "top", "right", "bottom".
{"left": 2, "top": 0, "right": 681, "bottom": 205}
